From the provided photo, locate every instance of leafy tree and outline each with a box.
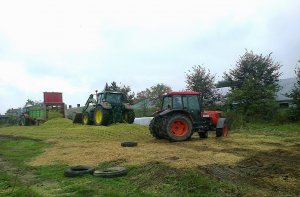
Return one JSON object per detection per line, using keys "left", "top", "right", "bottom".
{"left": 224, "top": 50, "right": 282, "bottom": 121}
{"left": 287, "top": 64, "right": 300, "bottom": 120}
{"left": 185, "top": 65, "right": 219, "bottom": 106}
{"left": 136, "top": 83, "right": 172, "bottom": 107}
{"left": 104, "top": 81, "right": 135, "bottom": 104}
{"left": 25, "top": 99, "right": 35, "bottom": 106}
{"left": 216, "top": 80, "right": 231, "bottom": 88}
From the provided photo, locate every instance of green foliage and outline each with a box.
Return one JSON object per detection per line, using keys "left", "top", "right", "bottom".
{"left": 273, "top": 108, "right": 290, "bottom": 124}
{"left": 135, "top": 83, "right": 172, "bottom": 115}
{"left": 136, "top": 83, "right": 172, "bottom": 107}
{"left": 215, "top": 80, "right": 231, "bottom": 88}
{"left": 224, "top": 50, "right": 281, "bottom": 121}
{"left": 104, "top": 81, "right": 135, "bottom": 104}
{"left": 287, "top": 66, "right": 300, "bottom": 121}
{"left": 185, "top": 65, "right": 220, "bottom": 107}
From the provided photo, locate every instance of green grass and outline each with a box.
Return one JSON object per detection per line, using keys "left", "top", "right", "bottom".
{"left": 0, "top": 135, "right": 234, "bottom": 197}
{"left": 0, "top": 118, "right": 299, "bottom": 196}
{"left": 235, "top": 122, "right": 300, "bottom": 137}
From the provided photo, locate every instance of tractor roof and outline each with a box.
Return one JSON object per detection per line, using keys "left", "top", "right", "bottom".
{"left": 165, "top": 91, "right": 201, "bottom": 95}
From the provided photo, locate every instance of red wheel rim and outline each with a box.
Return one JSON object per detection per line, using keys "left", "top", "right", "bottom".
{"left": 223, "top": 126, "right": 228, "bottom": 137}
{"left": 170, "top": 119, "right": 189, "bottom": 137}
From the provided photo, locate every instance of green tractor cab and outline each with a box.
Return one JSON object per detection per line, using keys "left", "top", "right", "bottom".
{"left": 149, "top": 91, "right": 228, "bottom": 142}
{"left": 73, "top": 91, "right": 135, "bottom": 126}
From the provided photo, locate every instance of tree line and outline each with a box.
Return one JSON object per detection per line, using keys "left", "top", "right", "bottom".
{"left": 105, "top": 50, "right": 300, "bottom": 123}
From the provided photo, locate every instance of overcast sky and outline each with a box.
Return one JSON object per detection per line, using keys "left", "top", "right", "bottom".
{"left": 0, "top": 0, "right": 299, "bottom": 114}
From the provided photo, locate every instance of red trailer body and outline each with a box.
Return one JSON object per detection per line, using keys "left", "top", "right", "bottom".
{"left": 43, "top": 92, "right": 63, "bottom": 104}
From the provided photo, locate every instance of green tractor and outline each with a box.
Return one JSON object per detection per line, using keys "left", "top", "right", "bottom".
{"left": 73, "top": 91, "right": 135, "bottom": 126}
{"left": 149, "top": 91, "right": 228, "bottom": 142}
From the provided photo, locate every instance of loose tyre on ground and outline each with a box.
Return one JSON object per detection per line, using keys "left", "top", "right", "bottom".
{"left": 164, "top": 114, "right": 193, "bottom": 142}
{"left": 121, "top": 141, "right": 138, "bottom": 147}
{"left": 93, "top": 167, "right": 128, "bottom": 178}
{"left": 94, "top": 106, "right": 111, "bottom": 126}
{"left": 64, "top": 166, "right": 95, "bottom": 177}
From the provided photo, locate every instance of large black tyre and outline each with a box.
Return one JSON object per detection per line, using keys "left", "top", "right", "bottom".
{"left": 149, "top": 117, "right": 165, "bottom": 139}
{"left": 216, "top": 126, "right": 228, "bottom": 137}
{"left": 93, "top": 167, "right": 128, "bottom": 178}
{"left": 123, "top": 110, "right": 135, "bottom": 124}
{"left": 82, "top": 112, "right": 91, "bottom": 125}
{"left": 163, "top": 114, "right": 193, "bottom": 142}
{"left": 94, "top": 106, "right": 111, "bottom": 126}
{"left": 64, "top": 166, "right": 95, "bottom": 177}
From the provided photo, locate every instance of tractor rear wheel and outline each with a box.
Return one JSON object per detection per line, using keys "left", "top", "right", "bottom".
{"left": 123, "top": 110, "right": 135, "bottom": 124}
{"left": 164, "top": 114, "right": 192, "bottom": 142}
{"left": 94, "top": 106, "right": 111, "bottom": 126}
{"left": 149, "top": 117, "right": 165, "bottom": 139}
{"left": 82, "top": 112, "right": 91, "bottom": 125}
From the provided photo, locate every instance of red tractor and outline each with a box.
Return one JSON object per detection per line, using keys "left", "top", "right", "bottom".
{"left": 149, "top": 91, "right": 228, "bottom": 142}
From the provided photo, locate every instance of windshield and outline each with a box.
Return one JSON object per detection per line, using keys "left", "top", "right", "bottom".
{"left": 106, "top": 93, "right": 123, "bottom": 104}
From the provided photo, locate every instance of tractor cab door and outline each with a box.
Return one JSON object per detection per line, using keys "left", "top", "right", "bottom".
{"left": 182, "top": 95, "right": 201, "bottom": 125}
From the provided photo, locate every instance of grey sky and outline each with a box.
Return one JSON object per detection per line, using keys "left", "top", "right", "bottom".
{"left": 0, "top": 0, "right": 299, "bottom": 114}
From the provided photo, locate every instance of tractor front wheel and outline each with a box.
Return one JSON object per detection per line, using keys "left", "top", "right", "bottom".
{"left": 164, "top": 114, "right": 192, "bottom": 142}
{"left": 94, "top": 106, "right": 111, "bottom": 126}
{"left": 216, "top": 118, "right": 228, "bottom": 137}
{"left": 82, "top": 112, "right": 91, "bottom": 125}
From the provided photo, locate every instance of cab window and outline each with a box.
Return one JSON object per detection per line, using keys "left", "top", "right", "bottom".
{"left": 162, "top": 96, "right": 172, "bottom": 110}
{"left": 188, "top": 95, "right": 200, "bottom": 110}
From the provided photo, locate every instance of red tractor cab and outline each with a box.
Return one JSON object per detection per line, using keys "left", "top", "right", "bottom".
{"left": 149, "top": 91, "right": 228, "bottom": 142}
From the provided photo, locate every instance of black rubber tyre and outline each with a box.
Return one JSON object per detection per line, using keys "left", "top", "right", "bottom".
{"left": 199, "top": 131, "right": 208, "bottom": 138}
{"left": 94, "top": 106, "right": 111, "bottom": 126}
{"left": 149, "top": 117, "right": 165, "bottom": 139}
{"left": 64, "top": 166, "right": 95, "bottom": 177}
{"left": 82, "top": 112, "right": 91, "bottom": 125}
{"left": 121, "top": 141, "right": 138, "bottom": 147}
{"left": 216, "top": 126, "right": 228, "bottom": 137}
{"left": 164, "top": 114, "right": 193, "bottom": 142}
{"left": 93, "top": 167, "right": 128, "bottom": 178}
{"left": 123, "top": 110, "right": 135, "bottom": 124}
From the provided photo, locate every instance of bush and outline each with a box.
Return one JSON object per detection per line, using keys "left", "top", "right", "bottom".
{"left": 273, "top": 108, "right": 290, "bottom": 124}
{"left": 224, "top": 111, "right": 247, "bottom": 130}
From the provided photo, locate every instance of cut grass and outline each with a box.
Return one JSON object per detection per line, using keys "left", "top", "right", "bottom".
{"left": 0, "top": 137, "right": 233, "bottom": 197}
{"left": 0, "top": 118, "right": 299, "bottom": 196}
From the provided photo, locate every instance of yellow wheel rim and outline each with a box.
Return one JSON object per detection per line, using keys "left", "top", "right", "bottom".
{"left": 95, "top": 109, "right": 103, "bottom": 124}
{"left": 83, "top": 115, "right": 89, "bottom": 125}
